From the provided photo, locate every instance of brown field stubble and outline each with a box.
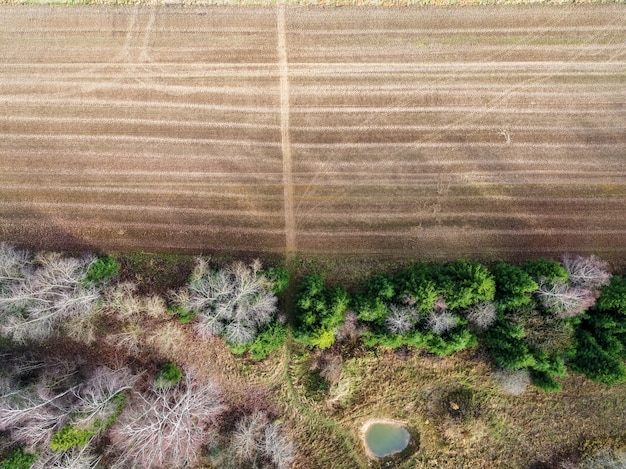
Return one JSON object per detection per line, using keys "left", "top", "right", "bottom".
{"left": 1, "top": 5, "right": 626, "bottom": 263}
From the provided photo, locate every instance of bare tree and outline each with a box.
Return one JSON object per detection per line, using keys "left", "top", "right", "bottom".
{"left": 0, "top": 377, "right": 75, "bottom": 449}
{"left": 536, "top": 280, "right": 596, "bottom": 318}
{"left": 385, "top": 304, "right": 418, "bottom": 334}
{"left": 0, "top": 253, "right": 100, "bottom": 343}
{"left": 178, "top": 258, "right": 278, "bottom": 345}
{"left": 109, "top": 372, "right": 225, "bottom": 469}
{"left": 72, "top": 366, "right": 137, "bottom": 429}
{"left": 562, "top": 254, "right": 612, "bottom": 290}
{"left": 466, "top": 301, "right": 497, "bottom": 330}
{"left": 426, "top": 310, "right": 457, "bottom": 335}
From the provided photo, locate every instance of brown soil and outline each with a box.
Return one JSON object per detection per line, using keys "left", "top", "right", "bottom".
{"left": 1, "top": 5, "right": 625, "bottom": 264}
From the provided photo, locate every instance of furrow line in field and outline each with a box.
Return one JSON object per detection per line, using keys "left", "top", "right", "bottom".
{"left": 0, "top": 169, "right": 284, "bottom": 179}
{"left": 0, "top": 97, "right": 278, "bottom": 113}
{"left": 0, "top": 201, "right": 282, "bottom": 218}
{"left": 296, "top": 228, "right": 626, "bottom": 237}
{"left": 290, "top": 142, "right": 626, "bottom": 149}
{"left": 294, "top": 211, "right": 625, "bottom": 221}
{"left": 0, "top": 81, "right": 278, "bottom": 95}
{"left": 289, "top": 124, "right": 626, "bottom": 132}
{"left": 0, "top": 220, "right": 286, "bottom": 236}
{"left": 285, "top": 26, "right": 626, "bottom": 35}
{"left": 0, "top": 133, "right": 281, "bottom": 146}
{"left": 286, "top": 61, "right": 626, "bottom": 73}
{"left": 290, "top": 88, "right": 626, "bottom": 97}
{"left": 0, "top": 115, "right": 280, "bottom": 130}
{"left": 289, "top": 107, "right": 623, "bottom": 114}
{"left": 4, "top": 26, "right": 623, "bottom": 34}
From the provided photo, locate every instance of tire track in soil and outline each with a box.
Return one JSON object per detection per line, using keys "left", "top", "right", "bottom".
{"left": 277, "top": 3, "right": 296, "bottom": 254}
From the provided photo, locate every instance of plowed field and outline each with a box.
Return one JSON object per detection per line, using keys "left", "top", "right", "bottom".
{"left": 1, "top": 5, "right": 625, "bottom": 261}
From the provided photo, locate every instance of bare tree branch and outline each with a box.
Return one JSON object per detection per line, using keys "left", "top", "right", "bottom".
{"left": 562, "top": 254, "right": 612, "bottom": 290}
{"left": 109, "top": 372, "right": 225, "bottom": 469}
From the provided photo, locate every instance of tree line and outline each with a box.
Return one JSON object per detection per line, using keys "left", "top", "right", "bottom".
{"left": 1, "top": 242, "right": 625, "bottom": 467}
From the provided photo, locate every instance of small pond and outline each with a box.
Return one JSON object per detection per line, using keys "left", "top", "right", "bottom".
{"left": 362, "top": 421, "right": 411, "bottom": 459}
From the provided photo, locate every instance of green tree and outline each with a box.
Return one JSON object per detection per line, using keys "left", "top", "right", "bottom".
{"left": 484, "top": 316, "right": 536, "bottom": 370}
{"left": 434, "top": 260, "right": 496, "bottom": 310}
{"left": 569, "top": 329, "right": 626, "bottom": 385}
{"left": 491, "top": 262, "right": 538, "bottom": 311}
{"left": 520, "top": 258, "right": 568, "bottom": 285}
{"left": 596, "top": 275, "right": 626, "bottom": 314}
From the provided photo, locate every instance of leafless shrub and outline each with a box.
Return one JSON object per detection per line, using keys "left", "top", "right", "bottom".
{"left": 109, "top": 371, "right": 226, "bottom": 469}
{"left": 494, "top": 369, "right": 531, "bottom": 396}
{"left": 563, "top": 254, "right": 612, "bottom": 290}
{"left": 262, "top": 421, "right": 296, "bottom": 469}
{"left": 426, "top": 310, "right": 457, "bottom": 335}
{"left": 466, "top": 301, "right": 497, "bottom": 330}
{"left": 106, "top": 282, "right": 142, "bottom": 320}
{"left": 335, "top": 310, "right": 362, "bottom": 342}
{"left": 228, "top": 411, "right": 295, "bottom": 469}
{"left": 33, "top": 445, "right": 101, "bottom": 469}
{"left": 103, "top": 324, "right": 143, "bottom": 356}
{"left": 559, "top": 449, "right": 626, "bottom": 469}
{"left": 319, "top": 355, "right": 343, "bottom": 386}
{"left": 401, "top": 294, "right": 416, "bottom": 307}
{"left": 385, "top": 304, "right": 419, "bottom": 334}
{"left": 536, "top": 280, "right": 596, "bottom": 318}
{"left": 580, "top": 449, "right": 626, "bottom": 469}
{"left": 0, "top": 253, "right": 100, "bottom": 343}
{"left": 146, "top": 322, "right": 187, "bottom": 358}
{"left": 143, "top": 295, "right": 167, "bottom": 318}
{"left": 0, "top": 243, "right": 30, "bottom": 288}
{"left": 231, "top": 411, "right": 268, "bottom": 463}
{"left": 524, "top": 312, "right": 574, "bottom": 354}
{"left": 179, "top": 258, "right": 278, "bottom": 345}
{"left": 433, "top": 295, "right": 448, "bottom": 313}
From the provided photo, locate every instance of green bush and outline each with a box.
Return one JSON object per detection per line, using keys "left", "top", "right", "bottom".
{"left": 50, "top": 425, "right": 95, "bottom": 452}
{"left": 0, "top": 447, "right": 36, "bottom": 469}
{"left": 491, "top": 262, "right": 538, "bottom": 310}
{"left": 570, "top": 329, "right": 626, "bottom": 385}
{"left": 168, "top": 305, "right": 195, "bottom": 324}
{"left": 354, "top": 295, "right": 389, "bottom": 323}
{"left": 596, "top": 275, "right": 626, "bottom": 314}
{"left": 484, "top": 316, "right": 536, "bottom": 370}
{"left": 231, "top": 321, "right": 287, "bottom": 359}
{"left": 423, "top": 328, "right": 477, "bottom": 356}
{"left": 530, "top": 369, "right": 562, "bottom": 392}
{"left": 263, "top": 266, "right": 290, "bottom": 294}
{"left": 294, "top": 275, "right": 349, "bottom": 349}
{"left": 520, "top": 258, "right": 568, "bottom": 285}
{"left": 354, "top": 273, "right": 396, "bottom": 324}
{"left": 397, "top": 263, "right": 438, "bottom": 313}
{"left": 155, "top": 362, "right": 183, "bottom": 389}
{"left": 433, "top": 261, "right": 496, "bottom": 310}
{"left": 84, "top": 255, "right": 119, "bottom": 285}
